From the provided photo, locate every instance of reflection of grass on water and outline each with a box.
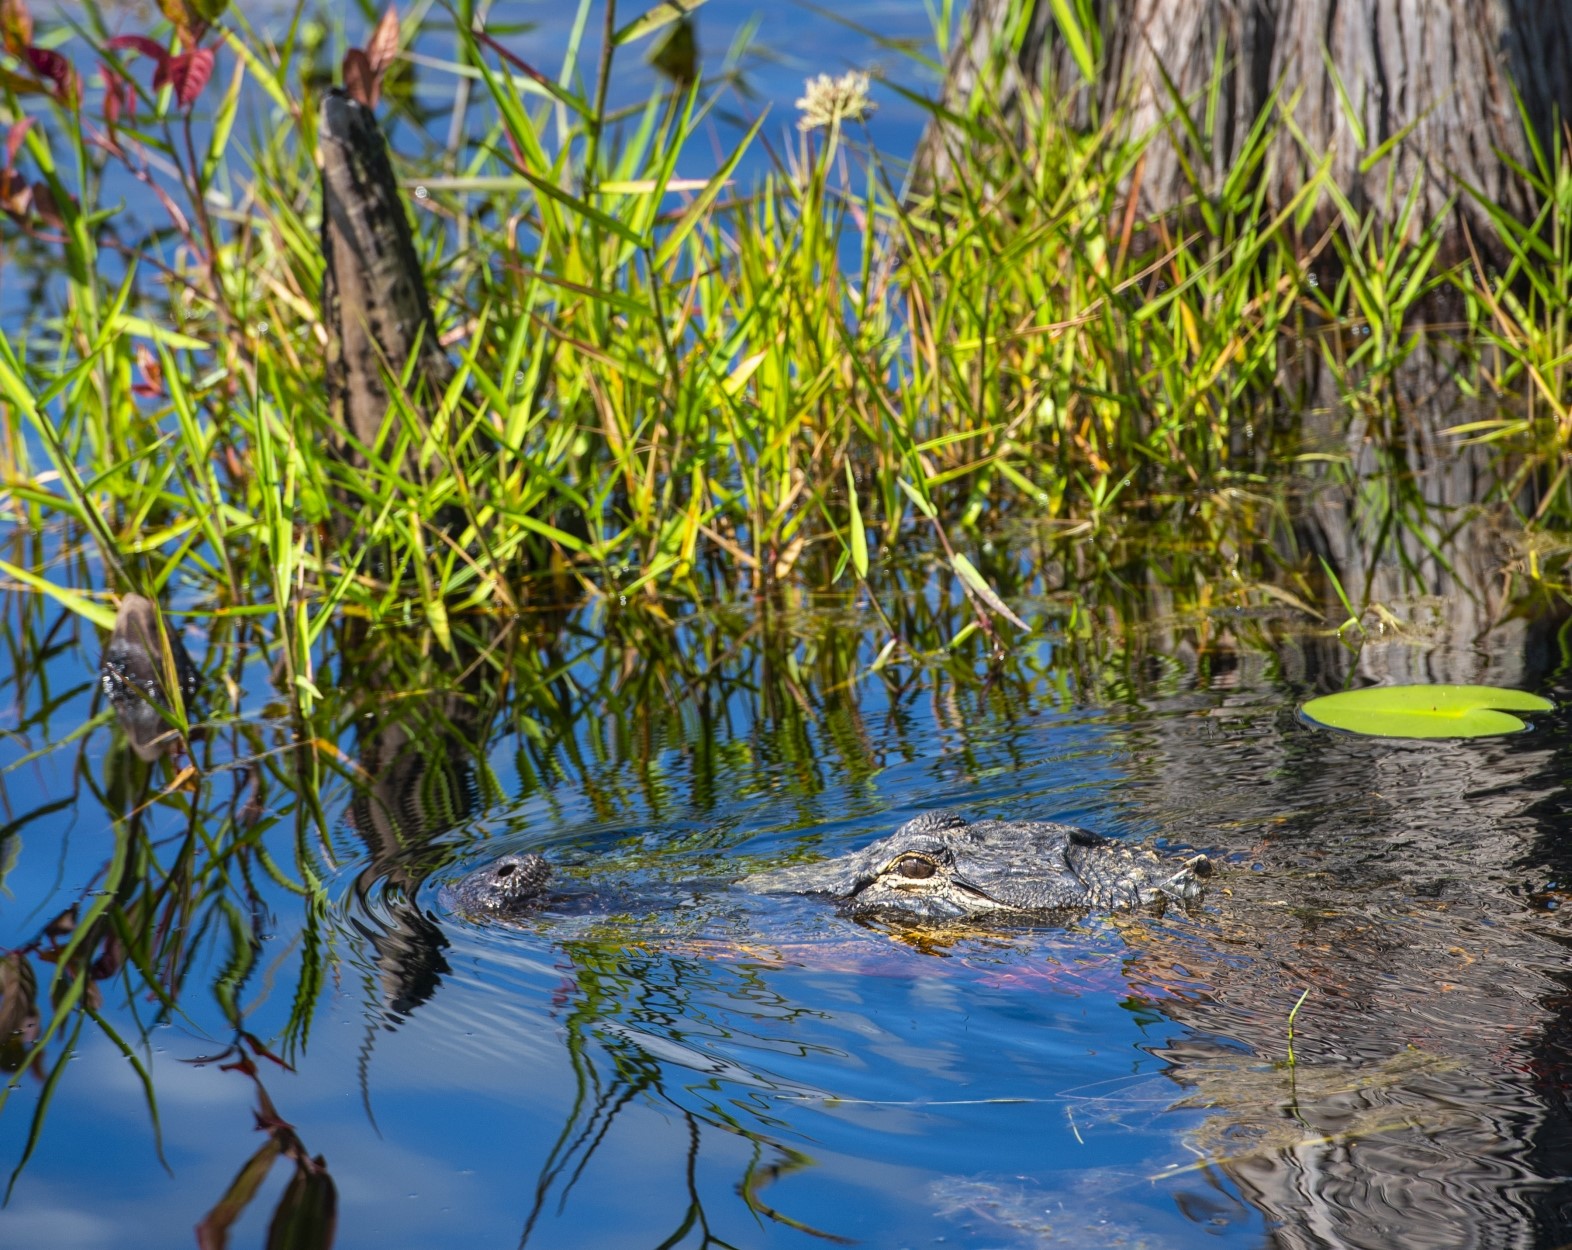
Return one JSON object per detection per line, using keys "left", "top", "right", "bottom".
{"left": 1148, "top": 1047, "right": 1466, "bottom": 1182}
{"left": 523, "top": 942, "right": 855, "bottom": 1246}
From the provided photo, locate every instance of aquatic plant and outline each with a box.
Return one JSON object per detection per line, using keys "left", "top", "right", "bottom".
{"left": 0, "top": 0, "right": 1568, "bottom": 663}
{"left": 1299, "top": 683, "right": 1556, "bottom": 739}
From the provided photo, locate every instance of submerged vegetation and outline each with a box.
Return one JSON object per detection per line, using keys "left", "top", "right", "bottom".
{"left": 2, "top": 0, "right": 1572, "bottom": 1240}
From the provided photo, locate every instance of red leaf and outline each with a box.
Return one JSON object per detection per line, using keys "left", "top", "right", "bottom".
{"left": 154, "top": 45, "right": 213, "bottom": 109}
{"left": 24, "top": 44, "right": 78, "bottom": 104}
{"left": 99, "top": 64, "right": 134, "bottom": 129}
{"left": 4, "top": 115, "right": 32, "bottom": 167}
{"left": 131, "top": 343, "right": 165, "bottom": 397}
{"left": 106, "top": 33, "right": 169, "bottom": 68}
{"left": 341, "top": 48, "right": 373, "bottom": 109}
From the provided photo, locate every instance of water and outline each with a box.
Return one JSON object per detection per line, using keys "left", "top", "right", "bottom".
{"left": 4, "top": 566, "right": 1572, "bottom": 1248}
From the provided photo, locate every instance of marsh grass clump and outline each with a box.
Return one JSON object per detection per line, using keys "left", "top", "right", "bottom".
{"left": 0, "top": 0, "right": 1569, "bottom": 670}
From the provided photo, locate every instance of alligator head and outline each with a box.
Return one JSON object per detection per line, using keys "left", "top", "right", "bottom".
{"left": 443, "top": 852, "right": 553, "bottom": 920}
{"left": 744, "top": 810, "right": 1210, "bottom": 922}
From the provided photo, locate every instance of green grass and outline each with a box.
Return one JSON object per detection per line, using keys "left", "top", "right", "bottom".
{"left": 1, "top": 0, "right": 1570, "bottom": 654}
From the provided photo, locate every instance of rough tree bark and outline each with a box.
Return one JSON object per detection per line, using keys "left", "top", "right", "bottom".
{"left": 920, "top": 0, "right": 1572, "bottom": 256}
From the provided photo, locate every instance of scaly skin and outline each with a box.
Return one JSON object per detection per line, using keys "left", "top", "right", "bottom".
{"left": 446, "top": 811, "right": 1210, "bottom": 924}
{"left": 745, "top": 811, "right": 1210, "bottom": 920}
{"left": 444, "top": 852, "right": 554, "bottom": 920}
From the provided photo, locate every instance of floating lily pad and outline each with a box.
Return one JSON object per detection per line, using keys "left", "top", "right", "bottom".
{"left": 1300, "top": 684, "right": 1554, "bottom": 739}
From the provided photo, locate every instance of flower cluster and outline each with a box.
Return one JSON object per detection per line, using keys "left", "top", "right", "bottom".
{"left": 795, "top": 70, "right": 876, "bottom": 132}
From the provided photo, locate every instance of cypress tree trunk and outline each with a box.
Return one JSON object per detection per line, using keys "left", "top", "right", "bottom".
{"left": 920, "top": 0, "right": 1572, "bottom": 258}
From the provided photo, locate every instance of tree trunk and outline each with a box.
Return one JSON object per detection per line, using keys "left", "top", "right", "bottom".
{"left": 920, "top": 0, "right": 1572, "bottom": 259}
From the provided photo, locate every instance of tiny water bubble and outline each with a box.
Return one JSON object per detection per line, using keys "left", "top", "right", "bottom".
{"left": 619, "top": 594, "right": 627, "bottom": 606}
{"left": 414, "top": 185, "right": 429, "bottom": 200}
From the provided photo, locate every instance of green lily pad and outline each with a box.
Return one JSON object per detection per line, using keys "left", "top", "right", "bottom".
{"left": 1300, "top": 684, "right": 1554, "bottom": 739}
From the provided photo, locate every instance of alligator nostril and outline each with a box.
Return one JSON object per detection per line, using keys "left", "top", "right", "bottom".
{"left": 497, "top": 863, "right": 515, "bottom": 880}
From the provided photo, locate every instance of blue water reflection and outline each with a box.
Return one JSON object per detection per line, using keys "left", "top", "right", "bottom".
{"left": 8, "top": 566, "right": 1572, "bottom": 1245}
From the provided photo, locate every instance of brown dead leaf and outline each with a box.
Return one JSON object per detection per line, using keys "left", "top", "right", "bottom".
{"left": 266, "top": 1155, "right": 337, "bottom": 1250}
{"left": 0, "top": 167, "right": 30, "bottom": 218}
{"left": 340, "top": 48, "right": 373, "bottom": 109}
{"left": 0, "top": 951, "right": 39, "bottom": 1073}
{"left": 365, "top": 6, "right": 400, "bottom": 76}
{"left": 196, "top": 1135, "right": 285, "bottom": 1250}
{"left": 29, "top": 178, "right": 64, "bottom": 228}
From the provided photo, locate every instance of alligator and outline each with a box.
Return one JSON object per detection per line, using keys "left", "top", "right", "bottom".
{"left": 444, "top": 810, "right": 1211, "bottom": 925}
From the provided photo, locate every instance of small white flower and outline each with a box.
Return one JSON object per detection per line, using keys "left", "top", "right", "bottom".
{"left": 796, "top": 71, "right": 876, "bottom": 132}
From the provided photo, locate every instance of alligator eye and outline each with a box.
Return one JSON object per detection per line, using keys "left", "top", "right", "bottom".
{"left": 894, "top": 856, "right": 937, "bottom": 880}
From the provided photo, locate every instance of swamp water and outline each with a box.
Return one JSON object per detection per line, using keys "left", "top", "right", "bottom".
{"left": 8, "top": 5, "right": 1572, "bottom": 1246}
{"left": 4, "top": 526, "right": 1572, "bottom": 1250}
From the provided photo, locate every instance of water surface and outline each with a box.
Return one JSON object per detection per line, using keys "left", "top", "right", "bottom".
{"left": 4, "top": 559, "right": 1572, "bottom": 1248}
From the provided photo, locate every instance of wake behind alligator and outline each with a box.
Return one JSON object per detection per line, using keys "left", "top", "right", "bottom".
{"left": 443, "top": 810, "right": 1211, "bottom": 926}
